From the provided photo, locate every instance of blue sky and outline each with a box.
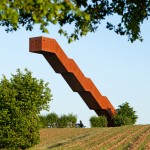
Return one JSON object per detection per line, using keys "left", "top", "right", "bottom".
{"left": 0, "top": 19, "right": 150, "bottom": 127}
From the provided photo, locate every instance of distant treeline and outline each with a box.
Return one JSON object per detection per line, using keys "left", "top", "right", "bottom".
{"left": 39, "top": 113, "right": 77, "bottom": 128}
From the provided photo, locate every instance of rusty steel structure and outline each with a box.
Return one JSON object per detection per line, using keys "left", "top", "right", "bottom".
{"left": 29, "top": 36, "right": 116, "bottom": 126}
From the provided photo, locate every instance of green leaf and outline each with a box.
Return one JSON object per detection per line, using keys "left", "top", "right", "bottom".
{"left": 0, "top": 68, "right": 52, "bottom": 149}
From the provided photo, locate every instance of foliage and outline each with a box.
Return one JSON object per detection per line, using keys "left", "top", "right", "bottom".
{"left": 0, "top": 0, "right": 149, "bottom": 42}
{"left": 39, "top": 113, "right": 77, "bottom": 128}
{"left": 90, "top": 115, "right": 108, "bottom": 127}
{"left": 114, "top": 102, "right": 138, "bottom": 127}
{"left": 46, "top": 112, "right": 59, "bottom": 128}
{"left": 114, "top": 115, "right": 133, "bottom": 126}
{"left": 56, "top": 113, "right": 77, "bottom": 128}
{"left": 57, "top": 114, "right": 69, "bottom": 128}
{"left": 67, "top": 113, "right": 77, "bottom": 128}
{"left": 0, "top": 68, "right": 52, "bottom": 150}
{"left": 39, "top": 115, "right": 48, "bottom": 128}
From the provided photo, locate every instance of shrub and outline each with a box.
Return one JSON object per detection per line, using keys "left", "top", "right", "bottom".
{"left": 39, "top": 115, "right": 48, "bottom": 128}
{"left": 114, "top": 115, "right": 133, "bottom": 127}
{"left": 90, "top": 116, "right": 108, "bottom": 127}
{"left": 67, "top": 113, "right": 77, "bottom": 128}
{"left": 39, "top": 113, "right": 77, "bottom": 128}
{"left": 57, "top": 114, "right": 69, "bottom": 128}
{"left": 0, "top": 69, "right": 52, "bottom": 150}
{"left": 46, "top": 112, "right": 59, "bottom": 128}
{"left": 114, "top": 102, "right": 138, "bottom": 127}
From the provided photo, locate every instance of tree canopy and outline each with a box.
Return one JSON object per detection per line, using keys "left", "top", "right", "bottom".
{"left": 0, "top": 68, "right": 52, "bottom": 150}
{"left": 0, "top": 0, "right": 149, "bottom": 42}
{"left": 114, "top": 102, "right": 138, "bottom": 126}
{"left": 39, "top": 113, "right": 77, "bottom": 128}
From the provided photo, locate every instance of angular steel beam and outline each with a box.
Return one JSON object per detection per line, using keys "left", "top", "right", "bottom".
{"left": 29, "top": 36, "right": 116, "bottom": 126}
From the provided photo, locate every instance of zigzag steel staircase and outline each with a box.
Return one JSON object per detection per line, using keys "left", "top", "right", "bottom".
{"left": 29, "top": 36, "right": 116, "bottom": 126}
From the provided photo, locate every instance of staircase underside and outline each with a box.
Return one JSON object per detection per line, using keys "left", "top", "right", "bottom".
{"left": 29, "top": 36, "right": 116, "bottom": 126}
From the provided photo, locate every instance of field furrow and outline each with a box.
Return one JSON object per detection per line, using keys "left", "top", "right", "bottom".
{"left": 108, "top": 125, "right": 149, "bottom": 150}
{"left": 71, "top": 126, "right": 129, "bottom": 149}
{"left": 55, "top": 128, "right": 112, "bottom": 149}
{"left": 34, "top": 128, "right": 92, "bottom": 149}
{"left": 129, "top": 126, "right": 150, "bottom": 149}
{"left": 143, "top": 133, "right": 150, "bottom": 150}
{"left": 91, "top": 125, "right": 141, "bottom": 150}
{"left": 51, "top": 126, "right": 134, "bottom": 150}
{"left": 28, "top": 125, "right": 150, "bottom": 150}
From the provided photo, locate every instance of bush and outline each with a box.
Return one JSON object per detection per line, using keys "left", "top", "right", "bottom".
{"left": 39, "top": 115, "right": 48, "bottom": 128}
{"left": 0, "top": 69, "right": 52, "bottom": 150}
{"left": 114, "top": 102, "right": 138, "bottom": 127}
{"left": 40, "top": 113, "right": 77, "bottom": 128}
{"left": 90, "top": 116, "right": 108, "bottom": 127}
{"left": 57, "top": 114, "right": 69, "bottom": 128}
{"left": 67, "top": 113, "right": 77, "bottom": 128}
{"left": 114, "top": 115, "right": 133, "bottom": 127}
{"left": 57, "top": 113, "right": 77, "bottom": 128}
{"left": 46, "top": 112, "right": 59, "bottom": 128}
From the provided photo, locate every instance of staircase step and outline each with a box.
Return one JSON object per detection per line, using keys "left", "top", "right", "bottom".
{"left": 29, "top": 36, "right": 116, "bottom": 126}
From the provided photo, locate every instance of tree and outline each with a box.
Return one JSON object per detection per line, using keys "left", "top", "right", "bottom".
{"left": 90, "top": 116, "right": 108, "bottom": 127}
{"left": 39, "top": 115, "right": 48, "bottom": 128}
{"left": 114, "top": 102, "right": 138, "bottom": 126}
{"left": 0, "top": 68, "right": 52, "bottom": 150}
{"left": 57, "top": 114, "right": 77, "bottom": 128}
{"left": 56, "top": 113, "right": 77, "bottom": 128}
{"left": 67, "top": 113, "right": 77, "bottom": 127}
{"left": 39, "top": 113, "right": 77, "bottom": 128}
{"left": 46, "top": 112, "right": 59, "bottom": 128}
{"left": 0, "top": 0, "right": 149, "bottom": 43}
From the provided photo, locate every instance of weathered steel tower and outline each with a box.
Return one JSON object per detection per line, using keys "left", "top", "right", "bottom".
{"left": 29, "top": 36, "right": 116, "bottom": 126}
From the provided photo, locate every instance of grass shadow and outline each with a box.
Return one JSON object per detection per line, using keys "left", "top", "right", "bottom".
{"left": 47, "top": 134, "right": 90, "bottom": 149}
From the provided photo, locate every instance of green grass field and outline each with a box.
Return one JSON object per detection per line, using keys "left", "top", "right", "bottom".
{"left": 28, "top": 125, "right": 150, "bottom": 150}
